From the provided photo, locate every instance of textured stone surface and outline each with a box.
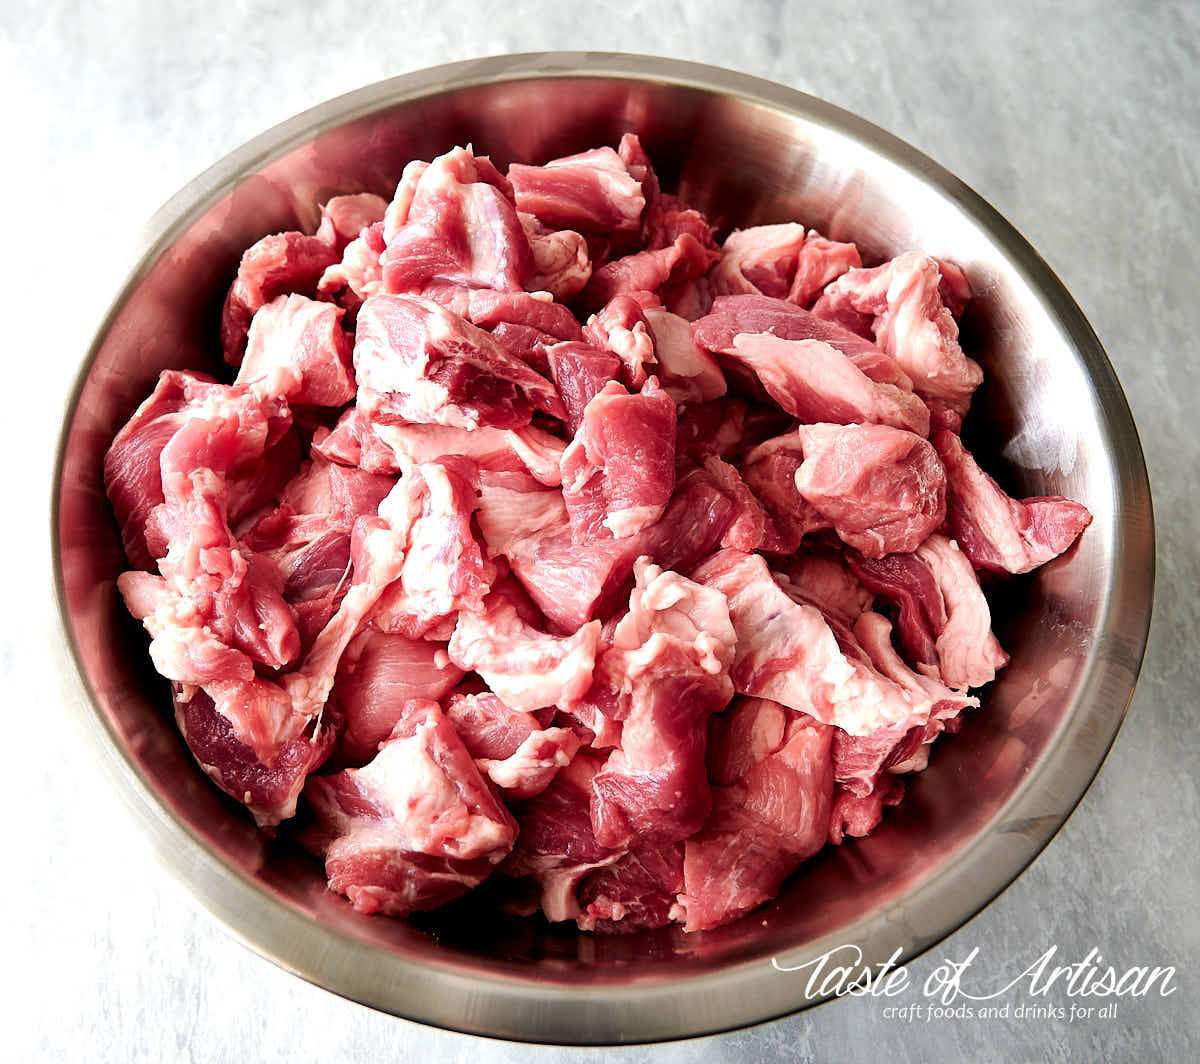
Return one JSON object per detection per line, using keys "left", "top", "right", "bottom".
{"left": 4, "top": 0, "right": 1196, "bottom": 1059}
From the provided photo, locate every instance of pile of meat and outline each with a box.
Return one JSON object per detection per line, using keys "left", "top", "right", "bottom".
{"left": 104, "top": 136, "right": 1092, "bottom": 933}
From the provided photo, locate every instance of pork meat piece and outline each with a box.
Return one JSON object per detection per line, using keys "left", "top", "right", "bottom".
{"left": 104, "top": 371, "right": 298, "bottom": 570}
{"left": 821, "top": 252, "right": 984, "bottom": 414}
{"left": 844, "top": 548, "right": 946, "bottom": 667}
{"left": 301, "top": 698, "right": 518, "bottom": 916}
{"left": 692, "top": 293, "right": 915, "bottom": 392}
{"left": 173, "top": 684, "right": 337, "bottom": 830}
{"left": 561, "top": 377, "right": 677, "bottom": 542}
{"left": 313, "top": 192, "right": 388, "bottom": 251}
{"left": 318, "top": 221, "right": 386, "bottom": 314}
{"left": 518, "top": 212, "right": 593, "bottom": 301}
{"left": 676, "top": 698, "right": 833, "bottom": 932}
{"left": 241, "top": 455, "right": 395, "bottom": 650}
{"left": 121, "top": 483, "right": 415, "bottom": 827}
{"left": 717, "top": 333, "right": 930, "bottom": 435}
{"left": 583, "top": 294, "right": 657, "bottom": 389}
{"left": 692, "top": 549, "right": 959, "bottom": 738}
{"left": 793, "top": 423, "right": 947, "bottom": 558}
{"left": 576, "top": 843, "right": 684, "bottom": 933}
{"left": 828, "top": 777, "right": 905, "bottom": 845}
{"left": 933, "top": 258, "right": 973, "bottom": 319}
{"left": 545, "top": 341, "right": 623, "bottom": 435}
{"left": 935, "top": 430, "right": 1093, "bottom": 575}
{"left": 380, "top": 146, "right": 534, "bottom": 293}
{"left": 617, "top": 132, "right": 719, "bottom": 259}
{"left": 310, "top": 408, "right": 396, "bottom": 474}
{"left": 501, "top": 752, "right": 623, "bottom": 922}
{"left": 582, "top": 233, "right": 720, "bottom": 312}
{"left": 642, "top": 306, "right": 727, "bottom": 404}
{"left": 739, "top": 433, "right": 830, "bottom": 553}
{"left": 710, "top": 223, "right": 809, "bottom": 298}
{"left": 360, "top": 418, "right": 567, "bottom": 486}
{"left": 371, "top": 459, "right": 496, "bottom": 639}
{"left": 781, "top": 552, "right": 875, "bottom": 628}
{"left": 508, "top": 146, "right": 645, "bottom": 233}
{"left": 496, "top": 463, "right": 746, "bottom": 632}
{"left": 418, "top": 279, "right": 585, "bottom": 341}
{"left": 447, "top": 589, "right": 602, "bottom": 713}
{"left": 848, "top": 533, "right": 1008, "bottom": 688}
{"left": 474, "top": 470, "right": 570, "bottom": 558}
{"left": 443, "top": 689, "right": 580, "bottom": 799}
{"left": 699, "top": 454, "right": 783, "bottom": 552}
{"left": 353, "top": 293, "right": 565, "bottom": 430}
{"left": 381, "top": 159, "right": 429, "bottom": 242}
{"left": 588, "top": 561, "right": 737, "bottom": 850}
{"left": 331, "top": 628, "right": 464, "bottom": 763}
{"left": 221, "top": 231, "right": 340, "bottom": 364}
{"left": 831, "top": 611, "right": 976, "bottom": 794}
{"left": 235, "top": 293, "right": 356, "bottom": 407}
{"left": 140, "top": 389, "right": 302, "bottom": 670}
{"left": 787, "top": 231, "right": 863, "bottom": 307}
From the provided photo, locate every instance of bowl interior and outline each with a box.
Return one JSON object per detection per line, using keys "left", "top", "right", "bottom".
{"left": 54, "top": 57, "right": 1152, "bottom": 1042}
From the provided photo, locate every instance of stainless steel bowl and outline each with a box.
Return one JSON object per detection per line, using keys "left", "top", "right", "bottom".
{"left": 52, "top": 53, "right": 1154, "bottom": 1044}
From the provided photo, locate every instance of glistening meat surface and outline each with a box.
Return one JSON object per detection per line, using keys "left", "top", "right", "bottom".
{"left": 105, "top": 134, "right": 1092, "bottom": 935}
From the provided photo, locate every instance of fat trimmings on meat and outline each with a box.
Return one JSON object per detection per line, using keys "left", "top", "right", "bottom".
{"left": 105, "top": 135, "right": 1092, "bottom": 930}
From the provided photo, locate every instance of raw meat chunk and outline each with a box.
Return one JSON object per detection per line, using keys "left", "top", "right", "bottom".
{"left": 821, "top": 252, "right": 984, "bottom": 413}
{"left": 828, "top": 778, "right": 905, "bottom": 845}
{"left": 642, "top": 306, "right": 727, "bottom": 404}
{"left": 174, "top": 684, "right": 336, "bottom": 830}
{"left": 544, "top": 342, "right": 623, "bottom": 435}
{"left": 314, "top": 193, "right": 388, "bottom": 250}
{"left": 443, "top": 689, "right": 580, "bottom": 799}
{"left": 318, "top": 221, "right": 386, "bottom": 312}
{"left": 241, "top": 454, "right": 394, "bottom": 649}
{"left": 364, "top": 418, "right": 566, "bottom": 485}
{"left": 561, "top": 377, "right": 677, "bottom": 542}
{"left": 236, "top": 293, "right": 355, "bottom": 407}
{"left": 849, "top": 534, "right": 1008, "bottom": 688}
{"left": 677, "top": 699, "right": 833, "bottom": 932}
{"left": 788, "top": 232, "right": 863, "bottom": 307}
{"left": 692, "top": 293, "right": 915, "bottom": 391}
{"left": 693, "top": 550, "right": 956, "bottom": 738}
{"left": 509, "top": 146, "right": 645, "bottom": 233}
{"left": 710, "top": 224, "right": 809, "bottom": 298}
{"left": 380, "top": 146, "right": 534, "bottom": 293}
{"left": 588, "top": 561, "right": 737, "bottom": 849}
{"left": 447, "top": 590, "right": 601, "bottom": 712}
{"left": 332, "top": 628, "right": 464, "bottom": 763}
{"left": 103, "top": 371, "right": 298, "bottom": 570}
{"left": 582, "top": 233, "right": 720, "bottom": 311}
{"left": 418, "top": 280, "right": 585, "bottom": 341}
{"left": 717, "top": 333, "right": 929, "bottom": 435}
{"left": 302, "top": 698, "right": 518, "bottom": 916}
{"left": 793, "top": 423, "right": 947, "bottom": 557}
{"left": 221, "top": 231, "right": 340, "bottom": 364}
{"left": 740, "top": 433, "right": 830, "bottom": 553}
{"left": 935, "top": 430, "right": 1093, "bottom": 574}
{"left": 519, "top": 212, "right": 593, "bottom": 300}
{"left": 577, "top": 843, "right": 683, "bottom": 933}
{"left": 371, "top": 459, "right": 496, "bottom": 638}
{"left": 353, "top": 293, "right": 565, "bottom": 430}
{"left": 502, "top": 752, "right": 622, "bottom": 922}
{"left": 583, "top": 294, "right": 657, "bottom": 389}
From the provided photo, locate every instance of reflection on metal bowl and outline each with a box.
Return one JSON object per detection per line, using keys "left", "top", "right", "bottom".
{"left": 51, "top": 53, "right": 1153, "bottom": 1044}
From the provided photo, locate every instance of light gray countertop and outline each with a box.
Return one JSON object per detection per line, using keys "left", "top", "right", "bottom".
{"left": 5, "top": 1, "right": 1197, "bottom": 1060}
